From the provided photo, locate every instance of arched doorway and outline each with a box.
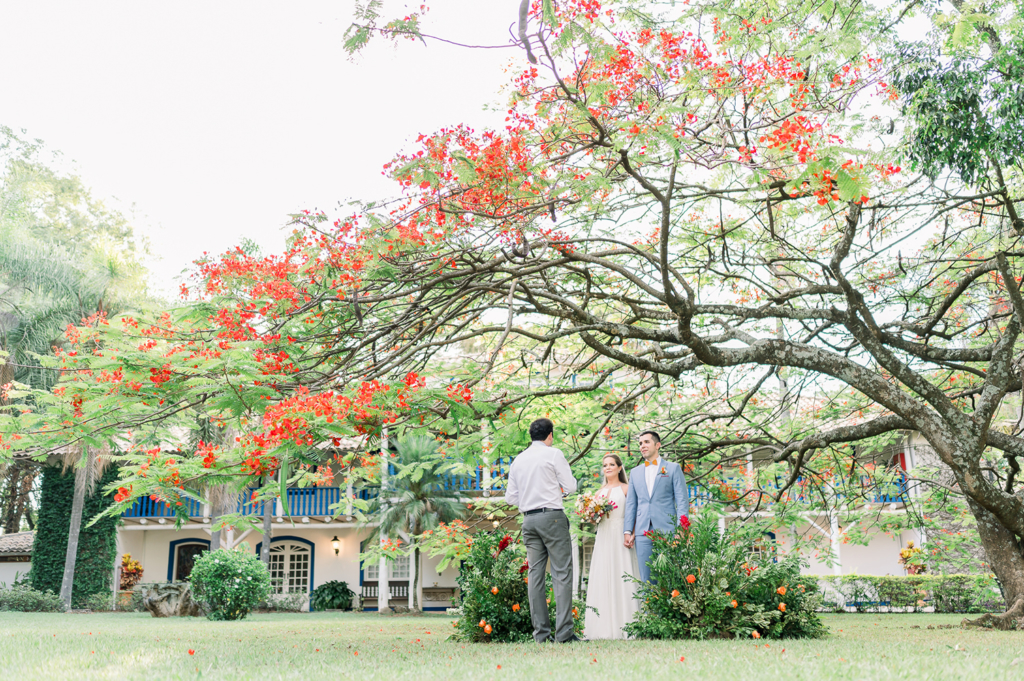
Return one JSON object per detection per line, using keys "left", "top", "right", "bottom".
{"left": 167, "top": 539, "right": 210, "bottom": 582}
{"left": 256, "top": 537, "right": 314, "bottom": 594}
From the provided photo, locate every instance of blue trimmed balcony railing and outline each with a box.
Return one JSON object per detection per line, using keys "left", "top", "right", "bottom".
{"left": 120, "top": 466, "right": 908, "bottom": 519}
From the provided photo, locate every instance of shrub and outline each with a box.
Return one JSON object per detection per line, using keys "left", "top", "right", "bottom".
{"left": 816, "top": 574, "right": 1004, "bottom": 613}
{"left": 311, "top": 580, "right": 355, "bottom": 611}
{"left": 82, "top": 592, "right": 115, "bottom": 611}
{"left": 0, "top": 585, "right": 64, "bottom": 612}
{"left": 259, "top": 592, "right": 309, "bottom": 612}
{"left": 624, "top": 514, "right": 826, "bottom": 641}
{"left": 188, "top": 548, "right": 272, "bottom": 620}
{"left": 452, "top": 531, "right": 586, "bottom": 643}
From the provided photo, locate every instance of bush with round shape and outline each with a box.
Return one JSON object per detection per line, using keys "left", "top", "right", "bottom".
{"left": 188, "top": 547, "right": 272, "bottom": 620}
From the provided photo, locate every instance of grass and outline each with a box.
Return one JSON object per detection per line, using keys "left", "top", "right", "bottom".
{"left": 0, "top": 611, "right": 1021, "bottom": 680}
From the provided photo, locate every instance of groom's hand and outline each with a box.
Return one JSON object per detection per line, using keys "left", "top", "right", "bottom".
{"left": 623, "top": 532, "right": 634, "bottom": 548}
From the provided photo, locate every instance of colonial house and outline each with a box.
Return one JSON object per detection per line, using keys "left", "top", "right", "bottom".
{"left": 1, "top": 436, "right": 935, "bottom": 608}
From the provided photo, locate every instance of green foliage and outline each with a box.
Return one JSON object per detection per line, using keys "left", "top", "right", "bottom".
{"left": 624, "top": 514, "right": 826, "bottom": 640}
{"left": 894, "top": 36, "right": 1024, "bottom": 183}
{"left": 0, "top": 584, "right": 63, "bottom": 612}
{"left": 310, "top": 580, "right": 355, "bottom": 611}
{"left": 817, "top": 574, "right": 1005, "bottom": 614}
{"left": 451, "top": 531, "right": 586, "bottom": 643}
{"left": 188, "top": 548, "right": 272, "bottom": 621}
{"left": 259, "top": 592, "right": 309, "bottom": 612}
{"left": 30, "top": 464, "right": 120, "bottom": 608}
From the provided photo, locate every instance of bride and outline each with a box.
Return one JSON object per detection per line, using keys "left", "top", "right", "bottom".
{"left": 583, "top": 454, "right": 639, "bottom": 640}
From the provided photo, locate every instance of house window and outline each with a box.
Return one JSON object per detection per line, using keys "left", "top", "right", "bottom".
{"left": 364, "top": 555, "right": 409, "bottom": 580}
{"left": 268, "top": 541, "right": 311, "bottom": 594}
{"left": 391, "top": 555, "right": 410, "bottom": 579}
{"left": 174, "top": 543, "right": 207, "bottom": 582}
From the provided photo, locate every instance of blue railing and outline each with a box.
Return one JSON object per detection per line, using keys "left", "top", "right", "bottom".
{"left": 121, "top": 495, "right": 203, "bottom": 518}
{"left": 120, "top": 466, "right": 907, "bottom": 519}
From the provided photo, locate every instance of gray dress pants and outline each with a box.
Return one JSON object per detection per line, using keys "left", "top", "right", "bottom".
{"left": 522, "top": 509, "right": 574, "bottom": 643}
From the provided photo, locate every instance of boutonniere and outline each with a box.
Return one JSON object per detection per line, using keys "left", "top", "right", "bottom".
{"left": 660, "top": 467, "right": 667, "bottom": 476}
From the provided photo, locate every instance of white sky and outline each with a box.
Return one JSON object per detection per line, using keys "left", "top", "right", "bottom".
{"left": 0, "top": 1, "right": 527, "bottom": 298}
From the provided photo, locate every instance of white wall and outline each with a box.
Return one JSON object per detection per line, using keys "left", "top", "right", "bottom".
{"left": 0, "top": 559, "right": 31, "bottom": 586}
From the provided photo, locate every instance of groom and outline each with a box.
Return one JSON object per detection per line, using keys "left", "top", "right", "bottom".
{"left": 623, "top": 431, "right": 689, "bottom": 583}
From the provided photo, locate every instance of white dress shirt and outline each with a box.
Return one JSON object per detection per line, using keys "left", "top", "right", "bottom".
{"left": 505, "top": 441, "right": 578, "bottom": 512}
{"left": 644, "top": 456, "right": 661, "bottom": 497}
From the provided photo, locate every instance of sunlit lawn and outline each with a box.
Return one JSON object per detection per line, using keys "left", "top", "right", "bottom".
{"left": 0, "top": 610, "right": 1021, "bottom": 680}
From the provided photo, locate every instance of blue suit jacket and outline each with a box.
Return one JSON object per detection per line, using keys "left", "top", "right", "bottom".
{"left": 624, "top": 459, "right": 690, "bottom": 535}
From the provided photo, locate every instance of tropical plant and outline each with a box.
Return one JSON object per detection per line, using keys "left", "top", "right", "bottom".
{"left": 451, "top": 530, "right": 586, "bottom": 643}
{"left": 119, "top": 553, "right": 144, "bottom": 590}
{"left": 362, "top": 433, "right": 466, "bottom": 611}
{"left": 310, "top": 580, "right": 356, "bottom": 611}
{"left": 188, "top": 548, "right": 272, "bottom": 621}
{"left": 625, "top": 513, "right": 825, "bottom": 640}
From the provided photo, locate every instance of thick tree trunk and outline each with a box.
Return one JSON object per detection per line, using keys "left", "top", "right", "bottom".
{"left": 1, "top": 461, "right": 36, "bottom": 533}
{"left": 963, "top": 499, "right": 1024, "bottom": 630}
{"left": 60, "top": 447, "right": 95, "bottom": 610}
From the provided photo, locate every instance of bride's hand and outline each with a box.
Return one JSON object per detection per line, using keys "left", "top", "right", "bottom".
{"left": 623, "top": 532, "right": 634, "bottom": 548}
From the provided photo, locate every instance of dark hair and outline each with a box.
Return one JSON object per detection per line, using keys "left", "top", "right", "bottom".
{"left": 602, "top": 454, "right": 628, "bottom": 484}
{"left": 639, "top": 430, "right": 661, "bottom": 443}
{"left": 529, "top": 418, "right": 554, "bottom": 442}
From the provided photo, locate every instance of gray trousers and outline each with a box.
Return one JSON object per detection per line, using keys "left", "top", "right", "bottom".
{"left": 521, "top": 509, "right": 574, "bottom": 643}
{"left": 635, "top": 534, "right": 654, "bottom": 583}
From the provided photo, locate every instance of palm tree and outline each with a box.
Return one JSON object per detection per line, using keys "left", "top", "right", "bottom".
{"left": 365, "top": 434, "right": 465, "bottom": 612}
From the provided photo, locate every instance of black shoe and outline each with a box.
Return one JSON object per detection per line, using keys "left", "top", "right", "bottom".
{"left": 558, "top": 634, "right": 587, "bottom": 643}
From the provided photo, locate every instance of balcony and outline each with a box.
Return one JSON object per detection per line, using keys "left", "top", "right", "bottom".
{"left": 120, "top": 465, "right": 908, "bottom": 520}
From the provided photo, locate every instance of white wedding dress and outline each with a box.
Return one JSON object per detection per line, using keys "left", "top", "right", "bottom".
{"left": 584, "top": 486, "right": 640, "bottom": 640}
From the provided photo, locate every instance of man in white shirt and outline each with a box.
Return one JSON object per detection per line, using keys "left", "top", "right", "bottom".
{"left": 505, "top": 418, "right": 579, "bottom": 643}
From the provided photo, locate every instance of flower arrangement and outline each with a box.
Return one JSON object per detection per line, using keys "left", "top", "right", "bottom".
{"left": 451, "top": 531, "right": 586, "bottom": 643}
{"left": 119, "top": 553, "right": 144, "bottom": 590}
{"left": 624, "top": 514, "right": 826, "bottom": 641}
{"left": 574, "top": 491, "right": 617, "bottom": 524}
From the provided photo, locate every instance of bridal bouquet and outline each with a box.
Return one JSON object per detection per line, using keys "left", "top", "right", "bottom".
{"left": 574, "top": 491, "right": 617, "bottom": 524}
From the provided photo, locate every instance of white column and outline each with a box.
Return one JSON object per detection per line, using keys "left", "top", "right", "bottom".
{"left": 481, "top": 420, "right": 492, "bottom": 497}
{"left": 408, "top": 551, "right": 417, "bottom": 610}
{"left": 829, "top": 515, "right": 842, "bottom": 576}
{"left": 718, "top": 515, "right": 726, "bottom": 536}
{"left": 378, "top": 428, "right": 390, "bottom": 614}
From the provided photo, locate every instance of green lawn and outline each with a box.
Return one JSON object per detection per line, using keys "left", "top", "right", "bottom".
{"left": 0, "top": 611, "right": 1020, "bottom": 680}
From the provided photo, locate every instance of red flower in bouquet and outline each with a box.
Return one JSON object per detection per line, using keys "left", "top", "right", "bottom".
{"left": 519, "top": 561, "right": 529, "bottom": 574}
{"left": 679, "top": 514, "right": 691, "bottom": 530}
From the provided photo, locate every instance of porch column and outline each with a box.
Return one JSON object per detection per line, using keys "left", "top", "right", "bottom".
{"left": 378, "top": 428, "right": 389, "bottom": 614}
{"left": 481, "top": 420, "right": 491, "bottom": 497}
{"left": 829, "top": 515, "right": 842, "bottom": 576}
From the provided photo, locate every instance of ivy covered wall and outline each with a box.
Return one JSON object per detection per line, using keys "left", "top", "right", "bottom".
{"left": 31, "top": 464, "right": 120, "bottom": 607}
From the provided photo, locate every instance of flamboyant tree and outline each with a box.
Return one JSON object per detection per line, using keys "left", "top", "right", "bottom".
{"left": 3, "top": 0, "right": 1023, "bottom": 629}
{"left": 335, "top": 0, "right": 1024, "bottom": 626}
